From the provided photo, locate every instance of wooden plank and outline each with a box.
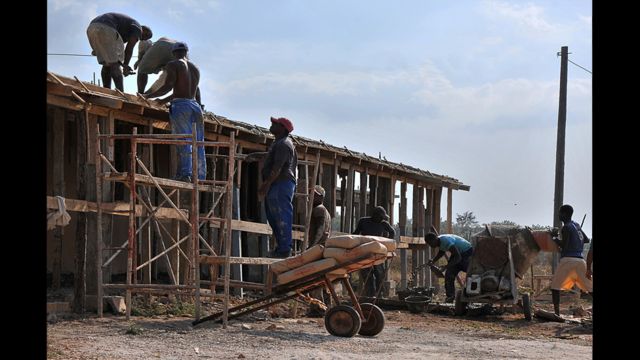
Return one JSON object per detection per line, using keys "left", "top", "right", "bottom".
{"left": 199, "top": 256, "right": 280, "bottom": 265}
{"left": 104, "top": 172, "right": 223, "bottom": 192}
{"left": 399, "top": 236, "right": 425, "bottom": 244}
{"left": 46, "top": 196, "right": 187, "bottom": 219}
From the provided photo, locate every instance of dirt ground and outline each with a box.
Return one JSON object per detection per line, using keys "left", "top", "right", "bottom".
{"left": 47, "top": 292, "right": 592, "bottom": 360}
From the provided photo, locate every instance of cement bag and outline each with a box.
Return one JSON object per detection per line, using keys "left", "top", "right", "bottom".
{"left": 323, "top": 241, "right": 388, "bottom": 264}
{"left": 325, "top": 235, "right": 372, "bottom": 249}
{"left": 270, "top": 245, "right": 324, "bottom": 275}
{"left": 344, "top": 256, "right": 386, "bottom": 271}
{"left": 276, "top": 258, "right": 337, "bottom": 285}
{"left": 326, "top": 235, "right": 397, "bottom": 251}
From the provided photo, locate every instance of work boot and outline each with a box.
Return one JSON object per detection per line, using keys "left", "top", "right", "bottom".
{"left": 444, "top": 295, "right": 454, "bottom": 303}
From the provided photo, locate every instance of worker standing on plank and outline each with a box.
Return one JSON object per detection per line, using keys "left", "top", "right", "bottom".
{"left": 143, "top": 42, "right": 206, "bottom": 182}
{"left": 425, "top": 232, "right": 473, "bottom": 303}
{"left": 86, "top": 12, "right": 152, "bottom": 92}
{"left": 244, "top": 117, "right": 298, "bottom": 258}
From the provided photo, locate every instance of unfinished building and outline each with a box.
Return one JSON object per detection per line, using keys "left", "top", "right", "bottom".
{"left": 46, "top": 72, "right": 470, "bottom": 320}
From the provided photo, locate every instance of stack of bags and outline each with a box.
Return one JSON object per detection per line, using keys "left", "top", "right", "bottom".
{"left": 271, "top": 235, "right": 397, "bottom": 285}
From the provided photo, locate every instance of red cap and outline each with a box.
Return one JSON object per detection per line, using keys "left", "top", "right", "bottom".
{"left": 270, "top": 116, "right": 294, "bottom": 132}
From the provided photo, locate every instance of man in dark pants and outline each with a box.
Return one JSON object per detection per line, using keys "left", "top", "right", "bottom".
{"left": 86, "top": 12, "right": 152, "bottom": 91}
{"left": 245, "top": 117, "right": 298, "bottom": 258}
{"left": 425, "top": 232, "right": 473, "bottom": 303}
{"left": 550, "top": 204, "right": 592, "bottom": 316}
{"left": 353, "top": 206, "right": 395, "bottom": 297}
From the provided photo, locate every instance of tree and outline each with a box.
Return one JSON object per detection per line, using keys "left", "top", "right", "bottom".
{"left": 456, "top": 211, "right": 479, "bottom": 239}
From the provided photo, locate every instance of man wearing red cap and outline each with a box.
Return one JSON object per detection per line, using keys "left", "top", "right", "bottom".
{"left": 246, "top": 117, "right": 298, "bottom": 258}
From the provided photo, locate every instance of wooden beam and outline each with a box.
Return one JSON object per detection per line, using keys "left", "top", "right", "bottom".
{"left": 359, "top": 169, "right": 368, "bottom": 219}
{"left": 199, "top": 256, "right": 280, "bottom": 265}
{"left": 46, "top": 196, "right": 187, "bottom": 219}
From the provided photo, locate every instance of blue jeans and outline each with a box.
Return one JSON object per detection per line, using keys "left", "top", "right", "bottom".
{"left": 264, "top": 179, "right": 295, "bottom": 254}
{"left": 169, "top": 99, "right": 206, "bottom": 180}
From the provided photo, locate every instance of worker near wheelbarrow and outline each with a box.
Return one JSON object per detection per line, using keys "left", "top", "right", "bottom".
{"left": 425, "top": 232, "right": 473, "bottom": 303}
{"left": 353, "top": 206, "right": 395, "bottom": 297}
{"left": 550, "top": 204, "right": 592, "bottom": 316}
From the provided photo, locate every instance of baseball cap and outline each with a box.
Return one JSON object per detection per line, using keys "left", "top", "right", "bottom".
{"left": 270, "top": 116, "right": 294, "bottom": 132}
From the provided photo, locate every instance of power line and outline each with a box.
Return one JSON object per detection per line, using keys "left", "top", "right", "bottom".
{"left": 568, "top": 59, "right": 592, "bottom": 74}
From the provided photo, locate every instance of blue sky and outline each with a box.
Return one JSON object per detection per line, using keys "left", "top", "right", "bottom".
{"left": 47, "top": 0, "right": 592, "bottom": 234}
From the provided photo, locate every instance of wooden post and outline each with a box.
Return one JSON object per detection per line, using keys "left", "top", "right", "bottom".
{"left": 368, "top": 174, "right": 378, "bottom": 215}
{"left": 126, "top": 127, "right": 138, "bottom": 320}
{"left": 331, "top": 159, "right": 338, "bottom": 218}
{"left": 359, "top": 170, "right": 368, "bottom": 219}
{"left": 103, "top": 112, "right": 115, "bottom": 284}
{"left": 433, "top": 188, "right": 442, "bottom": 233}
{"left": 303, "top": 152, "right": 321, "bottom": 250}
{"left": 51, "top": 108, "right": 65, "bottom": 290}
{"left": 417, "top": 186, "right": 426, "bottom": 286}
{"left": 447, "top": 187, "right": 453, "bottom": 234}
{"left": 191, "top": 123, "right": 201, "bottom": 319}
{"left": 399, "top": 181, "right": 408, "bottom": 290}
{"left": 222, "top": 132, "right": 236, "bottom": 327}
{"left": 95, "top": 123, "right": 104, "bottom": 317}
{"left": 552, "top": 46, "right": 569, "bottom": 273}
{"left": 85, "top": 113, "right": 99, "bottom": 298}
{"left": 425, "top": 188, "right": 434, "bottom": 289}
{"left": 344, "top": 165, "right": 355, "bottom": 233}
{"left": 412, "top": 184, "right": 419, "bottom": 286}
{"left": 73, "top": 109, "right": 88, "bottom": 314}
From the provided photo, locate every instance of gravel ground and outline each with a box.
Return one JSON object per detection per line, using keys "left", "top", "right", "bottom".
{"left": 47, "top": 304, "right": 592, "bottom": 360}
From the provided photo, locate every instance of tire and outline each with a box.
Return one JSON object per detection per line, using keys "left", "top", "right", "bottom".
{"left": 454, "top": 289, "right": 468, "bottom": 316}
{"left": 324, "top": 305, "right": 362, "bottom": 337}
{"left": 358, "top": 303, "right": 385, "bottom": 337}
{"left": 522, "top": 293, "right": 532, "bottom": 321}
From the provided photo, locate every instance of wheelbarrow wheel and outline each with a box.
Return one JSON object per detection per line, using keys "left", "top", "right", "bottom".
{"left": 522, "top": 293, "right": 532, "bottom": 321}
{"left": 324, "top": 305, "right": 361, "bottom": 337}
{"left": 358, "top": 303, "right": 385, "bottom": 336}
{"left": 454, "top": 289, "right": 468, "bottom": 316}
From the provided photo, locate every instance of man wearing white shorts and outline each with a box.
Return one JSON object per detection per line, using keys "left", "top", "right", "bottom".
{"left": 86, "top": 12, "right": 152, "bottom": 92}
{"left": 550, "top": 204, "right": 592, "bottom": 316}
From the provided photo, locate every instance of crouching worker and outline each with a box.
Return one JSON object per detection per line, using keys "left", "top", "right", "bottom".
{"left": 425, "top": 232, "right": 473, "bottom": 303}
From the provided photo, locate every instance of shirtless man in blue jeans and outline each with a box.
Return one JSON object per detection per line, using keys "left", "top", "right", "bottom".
{"left": 144, "top": 42, "right": 206, "bottom": 182}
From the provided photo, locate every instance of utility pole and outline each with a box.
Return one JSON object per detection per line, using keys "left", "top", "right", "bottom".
{"left": 552, "top": 46, "right": 568, "bottom": 272}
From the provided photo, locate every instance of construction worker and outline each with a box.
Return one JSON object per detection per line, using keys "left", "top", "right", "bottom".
{"left": 134, "top": 37, "right": 189, "bottom": 96}
{"left": 550, "top": 204, "right": 592, "bottom": 316}
{"left": 143, "top": 42, "right": 206, "bottom": 182}
{"left": 307, "top": 185, "right": 332, "bottom": 316}
{"left": 353, "top": 206, "right": 395, "bottom": 297}
{"left": 86, "top": 12, "right": 152, "bottom": 91}
{"left": 308, "top": 185, "right": 332, "bottom": 248}
{"left": 245, "top": 117, "right": 298, "bottom": 258}
{"left": 425, "top": 232, "right": 473, "bottom": 303}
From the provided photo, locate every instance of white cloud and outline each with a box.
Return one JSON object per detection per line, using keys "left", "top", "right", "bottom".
{"left": 483, "top": 0, "right": 556, "bottom": 33}
{"left": 579, "top": 15, "right": 592, "bottom": 26}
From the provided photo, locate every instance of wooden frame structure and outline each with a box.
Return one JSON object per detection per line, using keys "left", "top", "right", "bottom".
{"left": 46, "top": 71, "right": 470, "bottom": 321}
